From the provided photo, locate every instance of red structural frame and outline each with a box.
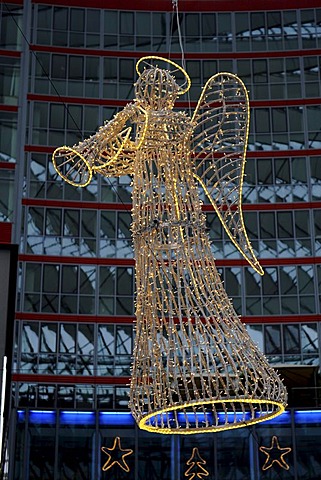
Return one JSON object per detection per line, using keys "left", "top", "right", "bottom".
{"left": 30, "top": 0, "right": 321, "bottom": 12}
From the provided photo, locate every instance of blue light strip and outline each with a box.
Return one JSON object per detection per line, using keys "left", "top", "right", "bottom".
{"left": 60, "top": 411, "right": 95, "bottom": 425}
{"left": 99, "top": 412, "right": 134, "bottom": 426}
{"left": 257, "top": 410, "right": 291, "bottom": 425}
{"left": 29, "top": 410, "right": 56, "bottom": 424}
{"left": 17, "top": 409, "right": 321, "bottom": 427}
{"left": 294, "top": 410, "right": 321, "bottom": 424}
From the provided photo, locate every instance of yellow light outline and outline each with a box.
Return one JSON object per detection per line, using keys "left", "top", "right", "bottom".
{"left": 185, "top": 447, "right": 209, "bottom": 480}
{"left": 138, "top": 399, "right": 285, "bottom": 435}
{"left": 92, "top": 126, "right": 132, "bottom": 171}
{"left": 259, "top": 435, "right": 292, "bottom": 471}
{"left": 192, "top": 72, "right": 264, "bottom": 276}
{"left": 101, "top": 436, "right": 133, "bottom": 473}
{"left": 136, "top": 56, "right": 191, "bottom": 95}
{"left": 52, "top": 146, "right": 93, "bottom": 187}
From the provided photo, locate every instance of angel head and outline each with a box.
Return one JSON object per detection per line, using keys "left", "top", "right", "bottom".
{"left": 135, "top": 56, "right": 191, "bottom": 110}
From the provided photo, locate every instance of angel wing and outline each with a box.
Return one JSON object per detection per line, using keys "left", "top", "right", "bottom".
{"left": 191, "top": 72, "right": 263, "bottom": 275}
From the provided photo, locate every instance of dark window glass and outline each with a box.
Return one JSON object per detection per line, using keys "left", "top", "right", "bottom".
{"left": 119, "top": 59, "right": 134, "bottom": 81}
{"left": 253, "top": 59, "right": 268, "bottom": 83}
{"left": 66, "top": 104, "right": 82, "bottom": 131}
{"left": 49, "top": 104, "right": 64, "bottom": 129}
{"left": 69, "top": 56, "right": 83, "bottom": 80}
{"left": 283, "top": 324, "right": 300, "bottom": 354}
{"left": 280, "top": 266, "right": 297, "bottom": 295}
{"left": 70, "top": 8, "right": 84, "bottom": 32}
{"left": 53, "top": 7, "right": 68, "bottom": 30}
{"left": 64, "top": 210, "right": 80, "bottom": 236}
{"left": 186, "top": 14, "right": 200, "bottom": 36}
{"left": 116, "top": 325, "right": 132, "bottom": 354}
{"left": 245, "top": 269, "right": 261, "bottom": 296}
{"left": 37, "top": 6, "right": 52, "bottom": 29}
{"left": 45, "top": 209, "right": 61, "bottom": 235}
{"left": 99, "top": 266, "right": 115, "bottom": 295}
{"left": 118, "top": 212, "right": 131, "bottom": 239}
{"left": 301, "top": 323, "right": 318, "bottom": 353}
{"left": 275, "top": 158, "right": 290, "bottom": 183}
{"left": 277, "top": 212, "right": 293, "bottom": 238}
{"left": 98, "top": 325, "right": 114, "bottom": 356}
{"left": 298, "top": 266, "right": 314, "bottom": 294}
{"left": 265, "top": 325, "right": 281, "bottom": 354}
{"left": 137, "top": 12, "right": 151, "bottom": 35}
{"left": 202, "top": 13, "right": 216, "bottom": 36}
{"left": 116, "top": 267, "right": 133, "bottom": 295}
{"left": 28, "top": 207, "right": 44, "bottom": 235}
{"left": 85, "top": 57, "right": 99, "bottom": 82}
{"left": 52, "top": 54, "right": 66, "bottom": 79}
{"left": 255, "top": 109, "right": 270, "bottom": 134}
{"left": 257, "top": 159, "right": 272, "bottom": 184}
{"left": 295, "top": 211, "right": 310, "bottom": 237}
{"left": 272, "top": 108, "right": 287, "bottom": 133}
{"left": 43, "top": 264, "right": 59, "bottom": 293}
{"left": 62, "top": 265, "right": 78, "bottom": 293}
{"left": 120, "top": 12, "right": 134, "bottom": 35}
{"left": 87, "top": 9, "right": 100, "bottom": 32}
{"left": 259, "top": 212, "right": 275, "bottom": 239}
{"left": 292, "top": 157, "right": 307, "bottom": 182}
{"left": 262, "top": 268, "right": 278, "bottom": 295}
{"left": 79, "top": 266, "right": 95, "bottom": 294}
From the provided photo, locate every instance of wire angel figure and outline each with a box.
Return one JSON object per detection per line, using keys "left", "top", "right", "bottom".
{"left": 53, "top": 56, "right": 287, "bottom": 434}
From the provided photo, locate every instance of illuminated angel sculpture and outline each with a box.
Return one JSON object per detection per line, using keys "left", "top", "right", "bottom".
{"left": 53, "top": 56, "right": 287, "bottom": 434}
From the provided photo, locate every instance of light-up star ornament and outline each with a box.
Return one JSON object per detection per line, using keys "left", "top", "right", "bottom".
{"left": 259, "top": 435, "right": 292, "bottom": 471}
{"left": 53, "top": 55, "right": 287, "bottom": 434}
{"left": 101, "top": 437, "right": 133, "bottom": 472}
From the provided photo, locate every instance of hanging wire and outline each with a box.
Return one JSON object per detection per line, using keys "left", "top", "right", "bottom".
{"left": 171, "top": 0, "right": 192, "bottom": 116}
{"left": 3, "top": 3, "right": 83, "bottom": 137}
{"left": 3, "top": 3, "right": 136, "bottom": 211}
{"left": 3, "top": 2, "right": 189, "bottom": 291}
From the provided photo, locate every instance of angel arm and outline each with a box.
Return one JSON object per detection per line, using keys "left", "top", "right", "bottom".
{"left": 191, "top": 73, "right": 263, "bottom": 275}
{"left": 52, "top": 103, "right": 148, "bottom": 187}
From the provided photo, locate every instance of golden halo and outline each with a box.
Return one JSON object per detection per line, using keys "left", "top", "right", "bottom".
{"left": 136, "top": 56, "right": 191, "bottom": 95}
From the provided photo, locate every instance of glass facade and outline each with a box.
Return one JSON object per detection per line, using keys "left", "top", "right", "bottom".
{"left": 11, "top": 409, "right": 321, "bottom": 480}
{"left": 1, "top": 0, "right": 321, "bottom": 479}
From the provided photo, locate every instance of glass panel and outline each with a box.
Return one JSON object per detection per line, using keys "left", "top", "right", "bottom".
{"left": 77, "top": 324, "right": 94, "bottom": 355}
{"left": 116, "top": 267, "right": 133, "bottom": 295}
{"left": 265, "top": 325, "right": 281, "bottom": 354}
{"left": 62, "top": 265, "right": 78, "bottom": 293}
{"left": 260, "top": 212, "right": 275, "bottom": 239}
{"left": 59, "top": 324, "right": 76, "bottom": 353}
{"left": 29, "top": 414, "right": 56, "bottom": 479}
{"left": 98, "top": 325, "right": 114, "bottom": 356}
{"left": 57, "top": 419, "right": 94, "bottom": 478}
{"left": 262, "top": 268, "right": 278, "bottom": 295}
{"left": 217, "top": 429, "right": 250, "bottom": 479}
{"left": 301, "top": 323, "right": 318, "bottom": 353}
{"left": 43, "top": 264, "right": 59, "bottom": 292}
{"left": 40, "top": 323, "right": 57, "bottom": 352}
{"left": 295, "top": 211, "right": 310, "bottom": 237}
{"left": 21, "top": 323, "right": 39, "bottom": 353}
{"left": 283, "top": 324, "right": 300, "bottom": 354}
{"left": 277, "top": 212, "right": 293, "bottom": 238}
{"left": 246, "top": 324, "right": 264, "bottom": 351}
{"left": 280, "top": 266, "right": 297, "bottom": 295}
{"left": 116, "top": 325, "right": 132, "bottom": 354}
